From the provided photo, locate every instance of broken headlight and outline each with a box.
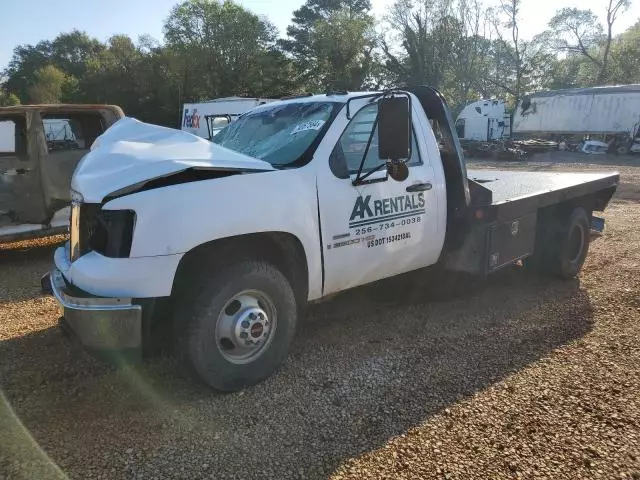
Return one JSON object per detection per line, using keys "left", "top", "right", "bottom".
{"left": 88, "top": 209, "right": 136, "bottom": 258}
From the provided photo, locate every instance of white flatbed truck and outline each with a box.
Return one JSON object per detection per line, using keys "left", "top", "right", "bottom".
{"left": 45, "top": 87, "right": 619, "bottom": 391}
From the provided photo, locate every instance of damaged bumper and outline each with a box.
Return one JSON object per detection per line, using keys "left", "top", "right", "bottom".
{"left": 49, "top": 266, "right": 143, "bottom": 360}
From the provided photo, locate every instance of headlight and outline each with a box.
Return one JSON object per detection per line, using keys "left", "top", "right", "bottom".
{"left": 89, "top": 209, "right": 136, "bottom": 258}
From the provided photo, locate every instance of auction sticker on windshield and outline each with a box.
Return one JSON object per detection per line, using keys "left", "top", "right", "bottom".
{"left": 290, "top": 120, "right": 325, "bottom": 135}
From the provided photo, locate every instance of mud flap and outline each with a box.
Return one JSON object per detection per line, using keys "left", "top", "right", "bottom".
{"left": 590, "top": 216, "right": 605, "bottom": 238}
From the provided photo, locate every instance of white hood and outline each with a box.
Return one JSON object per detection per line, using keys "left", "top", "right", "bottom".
{"left": 72, "top": 117, "right": 274, "bottom": 203}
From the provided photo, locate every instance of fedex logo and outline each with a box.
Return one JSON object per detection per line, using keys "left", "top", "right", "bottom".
{"left": 183, "top": 108, "right": 201, "bottom": 129}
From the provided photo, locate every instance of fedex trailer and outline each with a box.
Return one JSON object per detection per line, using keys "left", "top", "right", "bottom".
{"left": 181, "top": 97, "right": 277, "bottom": 139}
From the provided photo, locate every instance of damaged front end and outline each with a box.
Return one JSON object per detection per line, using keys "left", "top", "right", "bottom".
{"left": 47, "top": 117, "right": 276, "bottom": 358}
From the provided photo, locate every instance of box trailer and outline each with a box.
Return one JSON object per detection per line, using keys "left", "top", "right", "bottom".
{"left": 181, "top": 97, "right": 278, "bottom": 140}
{"left": 512, "top": 84, "right": 640, "bottom": 154}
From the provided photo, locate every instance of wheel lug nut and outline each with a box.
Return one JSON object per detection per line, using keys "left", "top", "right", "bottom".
{"left": 249, "top": 313, "right": 257, "bottom": 320}
{"left": 245, "top": 340, "right": 252, "bottom": 346}
{"left": 258, "top": 313, "right": 264, "bottom": 320}
{"left": 240, "top": 332, "right": 248, "bottom": 339}
{"left": 241, "top": 320, "right": 250, "bottom": 328}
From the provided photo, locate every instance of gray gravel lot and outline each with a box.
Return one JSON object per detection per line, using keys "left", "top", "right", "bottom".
{"left": 1, "top": 152, "right": 639, "bottom": 479}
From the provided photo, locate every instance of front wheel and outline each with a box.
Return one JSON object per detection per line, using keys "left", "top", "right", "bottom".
{"left": 176, "top": 260, "right": 297, "bottom": 392}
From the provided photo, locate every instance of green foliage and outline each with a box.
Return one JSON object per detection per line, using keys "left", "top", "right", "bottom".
{"left": 28, "top": 65, "right": 77, "bottom": 103}
{"left": 0, "top": 90, "right": 20, "bottom": 106}
{"left": 164, "top": 0, "right": 282, "bottom": 100}
{"left": 279, "top": 0, "right": 375, "bottom": 91}
{"left": 605, "top": 20, "right": 640, "bottom": 84}
{"left": 0, "top": 0, "right": 638, "bottom": 124}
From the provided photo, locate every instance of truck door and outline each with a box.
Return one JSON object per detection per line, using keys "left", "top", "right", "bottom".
{"left": 0, "top": 112, "right": 48, "bottom": 224}
{"left": 316, "top": 98, "right": 443, "bottom": 295}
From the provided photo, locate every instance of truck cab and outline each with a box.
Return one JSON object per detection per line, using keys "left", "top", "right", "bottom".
{"left": 455, "top": 99, "right": 510, "bottom": 142}
{"left": 47, "top": 88, "right": 618, "bottom": 392}
{"left": 0, "top": 104, "right": 123, "bottom": 243}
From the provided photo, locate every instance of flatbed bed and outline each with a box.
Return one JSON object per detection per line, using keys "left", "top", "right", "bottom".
{"left": 467, "top": 169, "right": 619, "bottom": 221}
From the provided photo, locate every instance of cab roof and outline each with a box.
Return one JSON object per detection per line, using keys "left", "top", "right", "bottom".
{"left": 0, "top": 104, "right": 124, "bottom": 114}
{"left": 277, "top": 91, "right": 381, "bottom": 104}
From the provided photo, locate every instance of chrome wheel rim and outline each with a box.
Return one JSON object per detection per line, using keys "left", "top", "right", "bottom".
{"left": 215, "top": 290, "right": 276, "bottom": 364}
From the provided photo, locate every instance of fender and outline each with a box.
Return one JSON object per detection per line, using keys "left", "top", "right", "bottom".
{"left": 103, "top": 165, "right": 323, "bottom": 299}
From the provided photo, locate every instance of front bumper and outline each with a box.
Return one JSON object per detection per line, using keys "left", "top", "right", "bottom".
{"left": 50, "top": 266, "right": 143, "bottom": 356}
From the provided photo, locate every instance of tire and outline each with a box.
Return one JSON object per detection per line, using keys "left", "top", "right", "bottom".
{"left": 526, "top": 207, "right": 590, "bottom": 278}
{"left": 175, "top": 260, "right": 297, "bottom": 392}
{"left": 555, "top": 207, "right": 590, "bottom": 278}
{"left": 616, "top": 144, "right": 630, "bottom": 155}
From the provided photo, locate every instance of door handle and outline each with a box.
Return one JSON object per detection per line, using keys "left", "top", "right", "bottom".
{"left": 406, "top": 182, "right": 432, "bottom": 192}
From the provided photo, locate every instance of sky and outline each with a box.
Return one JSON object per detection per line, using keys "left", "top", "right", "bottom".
{"left": 1, "top": 0, "right": 639, "bottom": 71}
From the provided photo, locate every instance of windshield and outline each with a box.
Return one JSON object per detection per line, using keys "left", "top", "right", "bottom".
{"left": 211, "top": 101, "right": 341, "bottom": 166}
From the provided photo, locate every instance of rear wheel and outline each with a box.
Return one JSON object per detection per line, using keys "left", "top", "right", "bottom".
{"left": 175, "top": 260, "right": 297, "bottom": 391}
{"left": 526, "top": 206, "right": 590, "bottom": 278}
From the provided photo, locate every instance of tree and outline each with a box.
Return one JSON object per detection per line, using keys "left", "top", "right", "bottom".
{"left": 28, "top": 65, "right": 75, "bottom": 103}
{"left": 3, "top": 42, "right": 53, "bottom": 101}
{"left": 604, "top": 20, "right": 640, "bottom": 85}
{"left": 0, "top": 89, "right": 20, "bottom": 106}
{"left": 164, "top": 0, "right": 280, "bottom": 100}
{"left": 280, "top": 0, "right": 375, "bottom": 90}
{"left": 446, "top": 0, "right": 494, "bottom": 106}
{"left": 489, "top": 0, "right": 552, "bottom": 108}
{"left": 2, "top": 30, "right": 103, "bottom": 104}
{"left": 382, "top": 0, "right": 464, "bottom": 89}
{"left": 547, "top": 1, "right": 631, "bottom": 84}
{"left": 601, "top": 0, "right": 631, "bottom": 82}
{"left": 547, "top": 8, "right": 603, "bottom": 65}
{"left": 309, "top": 8, "right": 377, "bottom": 90}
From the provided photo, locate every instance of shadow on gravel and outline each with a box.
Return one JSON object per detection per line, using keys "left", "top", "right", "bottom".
{"left": 0, "top": 240, "right": 64, "bottom": 303}
{"left": 1, "top": 266, "right": 594, "bottom": 480}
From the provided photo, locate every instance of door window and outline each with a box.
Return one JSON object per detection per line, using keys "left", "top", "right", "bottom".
{"left": 41, "top": 113, "right": 105, "bottom": 152}
{"left": 330, "top": 102, "right": 421, "bottom": 178}
{"left": 206, "top": 115, "right": 232, "bottom": 138}
{"left": 0, "top": 120, "right": 16, "bottom": 154}
{"left": 0, "top": 117, "right": 26, "bottom": 157}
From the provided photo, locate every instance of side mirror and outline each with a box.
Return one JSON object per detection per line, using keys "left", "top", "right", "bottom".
{"left": 378, "top": 96, "right": 410, "bottom": 181}
{"left": 378, "top": 96, "right": 410, "bottom": 162}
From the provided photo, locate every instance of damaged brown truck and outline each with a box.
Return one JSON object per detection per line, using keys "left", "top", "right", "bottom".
{"left": 0, "top": 104, "right": 123, "bottom": 243}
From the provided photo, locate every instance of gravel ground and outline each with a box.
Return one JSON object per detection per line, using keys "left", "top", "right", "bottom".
{"left": 1, "top": 153, "right": 639, "bottom": 480}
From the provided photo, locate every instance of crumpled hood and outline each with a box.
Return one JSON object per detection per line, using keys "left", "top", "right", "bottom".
{"left": 72, "top": 117, "right": 275, "bottom": 203}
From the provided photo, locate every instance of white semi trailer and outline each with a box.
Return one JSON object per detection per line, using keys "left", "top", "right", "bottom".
{"left": 512, "top": 84, "right": 640, "bottom": 154}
